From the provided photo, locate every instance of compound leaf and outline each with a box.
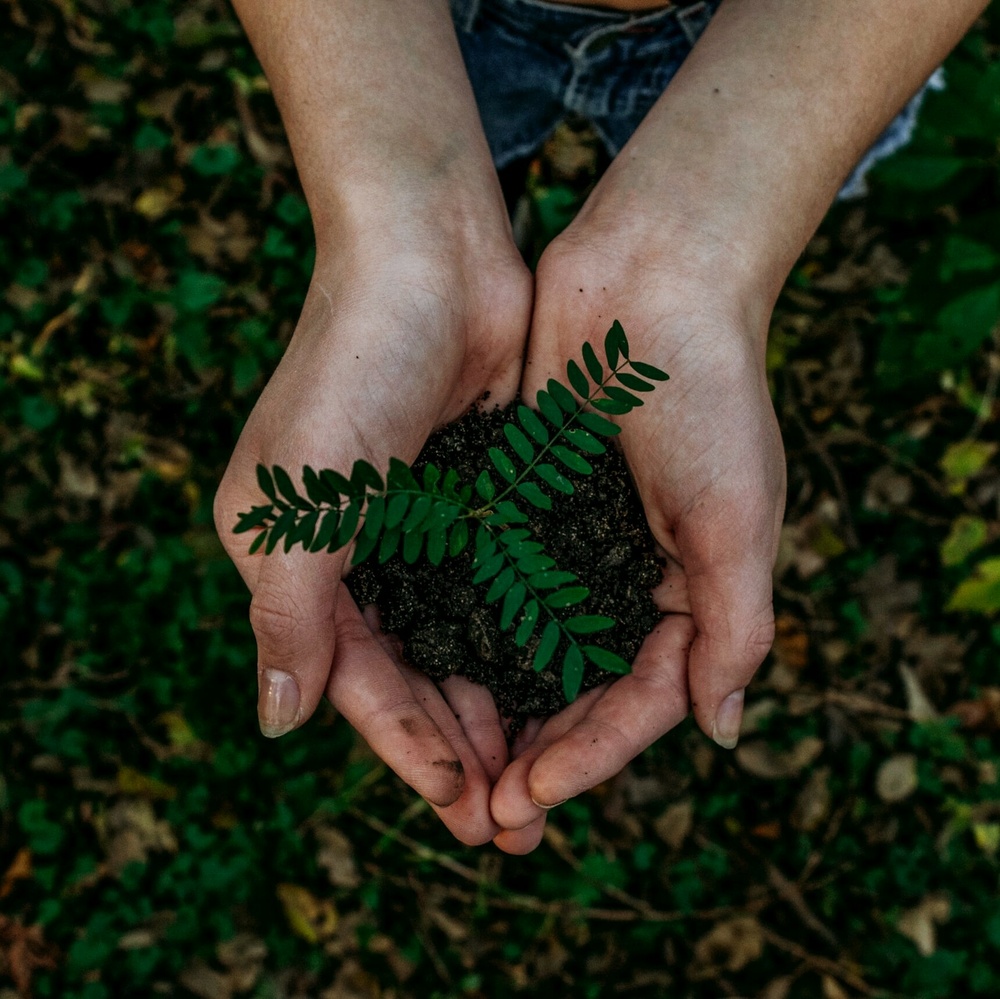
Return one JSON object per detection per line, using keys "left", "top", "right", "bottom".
{"left": 592, "top": 397, "right": 631, "bottom": 415}
{"left": 385, "top": 493, "right": 410, "bottom": 530}
{"left": 472, "top": 552, "right": 505, "bottom": 585}
{"left": 448, "top": 519, "right": 469, "bottom": 556}
{"left": 387, "top": 456, "right": 419, "bottom": 491}
{"left": 486, "top": 566, "right": 516, "bottom": 604}
{"left": 562, "top": 644, "right": 585, "bottom": 703}
{"left": 583, "top": 646, "right": 632, "bottom": 674}
{"left": 551, "top": 446, "right": 593, "bottom": 475}
{"left": 545, "top": 586, "right": 589, "bottom": 609}
{"left": 577, "top": 411, "right": 621, "bottom": 437}
{"left": 350, "top": 459, "right": 384, "bottom": 494}
{"left": 274, "top": 466, "right": 310, "bottom": 510}
{"left": 332, "top": 498, "right": 362, "bottom": 549}
{"left": 527, "top": 569, "right": 575, "bottom": 589}
{"left": 604, "top": 385, "right": 642, "bottom": 407}
{"left": 362, "top": 494, "right": 385, "bottom": 540}
{"left": 608, "top": 319, "right": 629, "bottom": 360}
{"left": 504, "top": 424, "right": 535, "bottom": 464}
{"left": 287, "top": 509, "right": 318, "bottom": 552}
{"left": 310, "top": 508, "right": 341, "bottom": 552}
{"left": 351, "top": 519, "right": 380, "bottom": 565}
{"left": 536, "top": 389, "right": 565, "bottom": 428}
{"left": 426, "top": 526, "right": 447, "bottom": 566}
{"left": 303, "top": 465, "right": 335, "bottom": 505}
{"left": 475, "top": 469, "right": 495, "bottom": 502}
{"left": 235, "top": 505, "right": 273, "bottom": 534}
{"left": 321, "top": 468, "right": 352, "bottom": 496}
{"left": 535, "top": 463, "right": 574, "bottom": 495}
{"left": 616, "top": 371, "right": 654, "bottom": 392}
{"left": 499, "top": 528, "right": 532, "bottom": 547}
{"left": 566, "top": 359, "right": 589, "bottom": 397}
{"left": 378, "top": 525, "right": 401, "bottom": 563}
{"left": 403, "top": 494, "right": 433, "bottom": 532}
{"left": 402, "top": 529, "right": 424, "bottom": 564}
{"left": 515, "top": 600, "right": 539, "bottom": 646}
{"left": 516, "top": 481, "right": 552, "bottom": 510}
{"left": 582, "top": 341, "right": 603, "bottom": 383}
{"left": 629, "top": 360, "right": 669, "bottom": 381}
{"left": 548, "top": 378, "right": 578, "bottom": 413}
{"left": 518, "top": 405, "right": 550, "bottom": 445}
{"left": 256, "top": 463, "right": 277, "bottom": 502}
{"left": 565, "top": 615, "right": 616, "bottom": 634}
{"left": 533, "top": 621, "right": 560, "bottom": 672}
{"left": 265, "top": 507, "right": 297, "bottom": 554}
{"left": 563, "top": 428, "right": 605, "bottom": 455}
{"left": 489, "top": 447, "right": 517, "bottom": 483}
{"left": 492, "top": 501, "right": 529, "bottom": 525}
{"left": 500, "top": 582, "right": 527, "bottom": 629}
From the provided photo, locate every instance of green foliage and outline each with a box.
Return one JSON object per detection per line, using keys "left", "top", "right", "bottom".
{"left": 235, "top": 323, "right": 664, "bottom": 701}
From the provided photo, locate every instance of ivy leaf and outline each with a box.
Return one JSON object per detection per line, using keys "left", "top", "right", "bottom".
{"left": 504, "top": 424, "right": 535, "bottom": 464}
{"left": 582, "top": 342, "right": 603, "bottom": 383}
{"left": 500, "top": 582, "right": 527, "bottom": 630}
{"left": 475, "top": 469, "right": 495, "bottom": 502}
{"left": 235, "top": 505, "right": 273, "bottom": 534}
{"left": 535, "top": 463, "right": 574, "bottom": 495}
{"left": 562, "top": 644, "right": 585, "bottom": 702}
{"left": 515, "top": 600, "right": 540, "bottom": 646}
{"left": 577, "top": 411, "right": 621, "bottom": 437}
{"left": 583, "top": 646, "right": 632, "bottom": 674}
{"left": 516, "top": 481, "right": 552, "bottom": 510}
{"left": 545, "top": 586, "right": 590, "bottom": 608}
{"left": 565, "top": 615, "right": 616, "bottom": 634}
{"left": 486, "top": 566, "right": 516, "bottom": 604}
{"left": 616, "top": 371, "right": 654, "bottom": 392}
{"left": 256, "top": 464, "right": 277, "bottom": 502}
{"left": 518, "top": 405, "right": 550, "bottom": 445}
{"left": 448, "top": 519, "right": 469, "bottom": 556}
{"left": 536, "top": 390, "right": 565, "bottom": 428}
{"left": 566, "top": 359, "right": 590, "bottom": 397}
{"left": 533, "top": 621, "right": 560, "bottom": 671}
{"left": 548, "top": 378, "right": 578, "bottom": 413}
{"left": 489, "top": 447, "right": 517, "bottom": 483}
{"left": 551, "top": 446, "right": 593, "bottom": 475}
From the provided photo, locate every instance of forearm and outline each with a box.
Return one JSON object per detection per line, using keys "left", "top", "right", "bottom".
{"left": 231, "top": 0, "right": 511, "bottom": 261}
{"left": 572, "top": 0, "right": 988, "bottom": 318}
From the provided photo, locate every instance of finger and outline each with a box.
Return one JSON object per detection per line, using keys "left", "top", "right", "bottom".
{"left": 399, "top": 667, "right": 502, "bottom": 846}
{"left": 490, "top": 687, "right": 606, "bottom": 831}
{"left": 326, "top": 587, "right": 468, "bottom": 808}
{"left": 439, "top": 675, "right": 509, "bottom": 783}
{"left": 524, "top": 614, "right": 695, "bottom": 808}
{"left": 493, "top": 815, "right": 546, "bottom": 855}
{"left": 678, "top": 511, "right": 777, "bottom": 750}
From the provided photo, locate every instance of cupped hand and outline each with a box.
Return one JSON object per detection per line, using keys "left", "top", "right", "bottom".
{"left": 215, "top": 243, "right": 531, "bottom": 845}
{"left": 490, "top": 233, "right": 786, "bottom": 851}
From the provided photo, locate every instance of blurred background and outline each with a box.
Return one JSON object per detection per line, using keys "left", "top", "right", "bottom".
{"left": 1, "top": 3, "right": 999, "bottom": 998}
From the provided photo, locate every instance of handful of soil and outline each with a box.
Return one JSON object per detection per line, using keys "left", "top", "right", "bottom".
{"left": 347, "top": 401, "right": 663, "bottom": 724}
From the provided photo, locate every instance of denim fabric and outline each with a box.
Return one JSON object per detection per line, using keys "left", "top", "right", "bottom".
{"left": 450, "top": 0, "right": 942, "bottom": 200}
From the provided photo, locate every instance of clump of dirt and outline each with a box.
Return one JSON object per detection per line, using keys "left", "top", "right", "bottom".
{"left": 347, "top": 401, "right": 663, "bottom": 724}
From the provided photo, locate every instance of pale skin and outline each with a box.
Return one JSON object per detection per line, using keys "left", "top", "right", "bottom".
{"left": 215, "top": 0, "right": 989, "bottom": 853}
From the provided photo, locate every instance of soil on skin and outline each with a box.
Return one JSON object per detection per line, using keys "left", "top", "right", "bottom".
{"left": 347, "top": 401, "right": 663, "bottom": 724}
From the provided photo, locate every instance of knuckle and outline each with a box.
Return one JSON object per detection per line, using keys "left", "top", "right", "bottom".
{"left": 249, "top": 587, "right": 325, "bottom": 651}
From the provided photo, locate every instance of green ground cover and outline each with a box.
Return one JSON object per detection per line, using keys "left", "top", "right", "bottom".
{"left": 1, "top": 3, "right": 999, "bottom": 997}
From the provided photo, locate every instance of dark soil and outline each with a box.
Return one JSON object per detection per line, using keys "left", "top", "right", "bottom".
{"left": 346, "top": 401, "right": 663, "bottom": 724}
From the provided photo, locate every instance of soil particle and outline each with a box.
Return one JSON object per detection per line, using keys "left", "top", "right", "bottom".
{"left": 347, "top": 401, "right": 663, "bottom": 725}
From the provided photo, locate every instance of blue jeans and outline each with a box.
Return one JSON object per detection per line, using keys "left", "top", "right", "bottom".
{"left": 450, "top": 0, "right": 943, "bottom": 199}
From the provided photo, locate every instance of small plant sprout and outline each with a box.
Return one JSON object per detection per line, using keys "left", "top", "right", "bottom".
{"left": 234, "top": 321, "right": 669, "bottom": 703}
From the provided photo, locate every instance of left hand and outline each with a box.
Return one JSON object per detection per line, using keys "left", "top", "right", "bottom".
{"left": 489, "top": 220, "right": 787, "bottom": 854}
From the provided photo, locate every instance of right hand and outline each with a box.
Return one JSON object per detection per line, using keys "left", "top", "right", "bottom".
{"left": 214, "top": 239, "right": 532, "bottom": 845}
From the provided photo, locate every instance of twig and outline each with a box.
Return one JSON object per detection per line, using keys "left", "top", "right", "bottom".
{"left": 760, "top": 927, "right": 874, "bottom": 996}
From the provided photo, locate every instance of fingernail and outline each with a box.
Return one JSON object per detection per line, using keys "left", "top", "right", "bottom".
{"left": 258, "top": 668, "right": 300, "bottom": 738}
{"left": 531, "top": 796, "right": 568, "bottom": 811}
{"left": 711, "top": 689, "right": 745, "bottom": 750}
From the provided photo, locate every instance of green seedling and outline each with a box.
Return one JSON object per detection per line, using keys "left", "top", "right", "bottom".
{"left": 234, "top": 321, "right": 668, "bottom": 702}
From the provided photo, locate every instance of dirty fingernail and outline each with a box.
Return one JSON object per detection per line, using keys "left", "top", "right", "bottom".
{"left": 258, "top": 668, "right": 300, "bottom": 738}
{"left": 711, "top": 689, "right": 745, "bottom": 750}
{"left": 531, "top": 796, "right": 568, "bottom": 811}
